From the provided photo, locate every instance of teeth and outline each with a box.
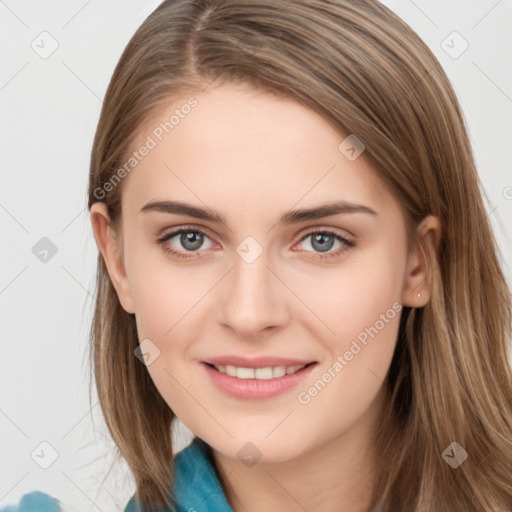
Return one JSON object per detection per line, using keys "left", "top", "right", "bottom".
{"left": 213, "top": 363, "right": 307, "bottom": 379}
{"left": 273, "top": 366, "right": 286, "bottom": 377}
{"left": 286, "top": 365, "right": 304, "bottom": 374}
{"left": 255, "top": 367, "right": 273, "bottom": 379}
{"left": 237, "top": 367, "right": 254, "bottom": 379}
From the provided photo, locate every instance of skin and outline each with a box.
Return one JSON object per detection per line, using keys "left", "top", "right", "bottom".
{"left": 90, "top": 81, "right": 441, "bottom": 512}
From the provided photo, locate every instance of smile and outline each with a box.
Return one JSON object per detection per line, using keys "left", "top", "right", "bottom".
{"left": 202, "top": 361, "right": 317, "bottom": 400}
{"left": 209, "top": 363, "right": 308, "bottom": 379}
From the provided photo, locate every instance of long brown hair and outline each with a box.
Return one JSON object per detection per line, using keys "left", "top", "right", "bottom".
{"left": 87, "top": 1, "right": 512, "bottom": 510}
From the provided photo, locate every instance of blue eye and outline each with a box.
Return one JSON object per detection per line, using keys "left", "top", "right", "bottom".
{"left": 156, "top": 227, "right": 354, "bottom": 261}
{"left": 156, "top": 227, "right": 214, "bottom": 259}
{"left": 296, "top": 229, "right": 355, "bottom": 261}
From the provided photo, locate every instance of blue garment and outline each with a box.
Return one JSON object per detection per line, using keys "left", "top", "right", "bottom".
{"left": 0, "top": 437, "right": 232, "bottom": 512}
{"left": 125, "top": 436, "right": 234, "bottom": 512}
{"left": 0, "top": 491, "right": 62, "bottom": 512}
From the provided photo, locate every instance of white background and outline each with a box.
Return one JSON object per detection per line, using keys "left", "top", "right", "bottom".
{"left": 1, "top": 1, "right": 511, "bottom": 510}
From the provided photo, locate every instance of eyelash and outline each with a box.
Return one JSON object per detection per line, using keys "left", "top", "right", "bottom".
{"left": 155, "top": 226, "right": 355, "bottom": 261}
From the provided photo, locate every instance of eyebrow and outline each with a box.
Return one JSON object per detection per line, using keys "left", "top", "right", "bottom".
{"left": 139, "top": 199, "right": 377, "bottom": 225}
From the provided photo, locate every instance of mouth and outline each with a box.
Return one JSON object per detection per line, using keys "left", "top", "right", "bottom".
{"left": 205, "top": 362, "right": 316, "bottom": 379}
{"left": 201, "top": 361, "right": 318, "bottom": 400}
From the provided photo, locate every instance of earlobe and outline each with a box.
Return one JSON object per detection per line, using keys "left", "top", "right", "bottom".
{"left": 401, "top": 215, "right": 442, "bottom": 308}
{"left": 89, "top": 203, "right": 135, "bottom": 314}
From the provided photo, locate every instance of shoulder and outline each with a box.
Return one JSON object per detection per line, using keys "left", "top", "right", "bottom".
{"left": 124, "top": 436, "right": 233, "bottom": 511}
{"left": 0, "top": 491, "right": 62, "bottom": 512}
{"left": 124, "top": 437, "right": 206, "bottom": 512}
{"left": 124, "top": 437, "right": 205, "bottom": 512}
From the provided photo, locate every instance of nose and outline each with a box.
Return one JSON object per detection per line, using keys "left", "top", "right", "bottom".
{"left": 216, "top": 249, "right": 289, "bottom": 338}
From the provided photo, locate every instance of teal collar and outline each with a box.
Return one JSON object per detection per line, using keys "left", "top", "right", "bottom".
{"left": 125, "top": 436, "right": 234, "bottom": 511}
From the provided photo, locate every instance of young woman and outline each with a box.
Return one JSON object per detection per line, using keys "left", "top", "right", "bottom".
{"left": 88, "top": 0, "right": 512, "bottom": 510}
{"left": 4, "top": 0, "right": 511, "bottom": 511}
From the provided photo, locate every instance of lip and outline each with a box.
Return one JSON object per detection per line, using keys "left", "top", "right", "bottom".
{"left": 203, "top": 355, "right": 316, "bottom": 369}
{"left": 201, "top": 360, "right": 318, "bottom": 400}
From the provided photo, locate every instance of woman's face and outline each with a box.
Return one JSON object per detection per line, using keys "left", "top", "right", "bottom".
{"left": 91, "top": 81, "right": 431, "bottom": 465}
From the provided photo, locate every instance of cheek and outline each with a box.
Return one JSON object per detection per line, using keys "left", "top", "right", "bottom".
{"left": 291, "top": 241, "right": 404, "bottom": 409}
{"left": 124, "top": 236, "right": 210, "bottom": 340}
{"left": 291, "top": 240, "right": 406, "bottom": 347}
{"left": 125, "top": 248, "right": 209, "bottom": 417}
{"left": 293, "top": 252, "right": 403, "bottom": 430}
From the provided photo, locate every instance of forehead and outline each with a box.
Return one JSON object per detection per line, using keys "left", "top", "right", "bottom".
{"left": 121, "top": 82, "right": 398, "bottom": 224}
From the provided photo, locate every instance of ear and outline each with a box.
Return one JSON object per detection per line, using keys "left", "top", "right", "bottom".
{"left": 89, "top": 202, "right": 135, "bottom": 314}
{"left": 401, "top": 215, "right": 442, "bottom": 308}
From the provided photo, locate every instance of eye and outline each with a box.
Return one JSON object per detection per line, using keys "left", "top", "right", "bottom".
{"left": 294, "top": 229, "right": 355, "bottom": 261}
{"left": 156, "top": 226, "right": 216, "bottom": 259}
{"left": 155, "top": 226, "right": 355, "bottom": 261}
